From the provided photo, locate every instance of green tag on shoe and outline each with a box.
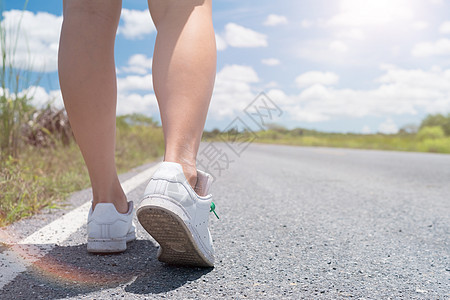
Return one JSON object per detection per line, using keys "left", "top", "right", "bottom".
{"left": 210, "top": 202, "right": 219, "bottom": 219}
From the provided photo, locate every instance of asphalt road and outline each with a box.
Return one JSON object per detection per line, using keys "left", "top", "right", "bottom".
{"left": 1, "top": 143, "right": 449, "bottom": 299}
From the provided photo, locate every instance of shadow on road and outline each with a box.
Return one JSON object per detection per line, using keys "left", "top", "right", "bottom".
{"left": 1, "top": 239, "right": 212, "bottom": 298}
{"left": 124, "top": 265, "right": 211, "bottom": 295}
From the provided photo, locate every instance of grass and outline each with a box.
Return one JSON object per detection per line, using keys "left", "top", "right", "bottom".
{"left": 0, "top": 4, "right": 38, "bottom": 160}
{"left": 253, "top": 130, "right": 450, "bottom": 154}
{"left": 0, "top": 143, "right": 88, "bottom": 226}
{"left": 0, "top": 123, "right": 164, "bottom": 227}
{"left": 203, "top": 128, "right": 450, "bottom": 154}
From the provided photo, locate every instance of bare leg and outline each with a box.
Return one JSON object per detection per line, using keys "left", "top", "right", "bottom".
{"left": 148, "top": 0, "right": 216, "bottom": 188}
{"left": 58, "top": 0, "right": 128, "bottom": 213}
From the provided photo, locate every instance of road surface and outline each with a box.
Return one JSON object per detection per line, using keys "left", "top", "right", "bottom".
{"left": 1, "top": 143, "right": 449, "bottom": 299}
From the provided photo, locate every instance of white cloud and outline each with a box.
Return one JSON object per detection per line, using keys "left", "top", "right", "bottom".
{"left": 361, "top": 125, "right": 372, "bottom": 134}
{"left": 210, "top": 65, "right": 259, "bottom": 118}
{"left": 115, "top": 58, "right": 157, "bottom": 116}
{"left": 376, "top": 67, "right": 450, "bottom": 103}
{"left": 122, "top": 54, "right": 152, "bottom": 74}
{"left": 288, "top": 105, "right": 330, "bottom": 122}
{"left": 295, "top": 39, "right": 351, "bottom": 65}
{"left": 378, "top": 118, "right": 398, "bottom": 134}
{"left": 23, "top": 69, "right": 157, "bottom": 116}
{"left": 328, "top": 0, "right": 414, "bottom": 27}
{"left": 412, "top": 38, "right": 450, "bottom": 57}
{"left": 337, "top": 28, "right": 365, "bottom": 40}
{"left": 266, "top": 89, "right": 293, "bottom": 106}
{"left": 295, "top": 71, "right": 339, "bottom": 88}
{"left": 261, "top": 58, "right": 280, "bottom": 66}
{"left": 263, "top": 14, "right": 288, "bottom": 26}
{"left": 1, "top": 10, "right": 62, "bottom": 72}
{"left": 224, "top": 23, "right": 268, "bottom": 48}
{"left": 214, "top": 64, "right": 259, "bottom": 83}
{"left": 301, "top": 20, "right": 313, "bottom": 28}
{"left": 13, "top": 64, "right": 450, "bottom": 128}
{"left": 264, "top": 81, "right": 279, "bottom": 89}
{"left": 412, "top": 21, "right": 429, "bottom": 31}
{"left": 13, "top": 86, "right": 64, "bottom": 109}
{"left": 215, "top": 34, "right": 227, "bottom": 51}
{"left": 329, "top": 40, "right": 348, "bottom": 53}
{"left": 14, "top": 80, "right": 157, "bottom": 117}
{"left": 118, "top": 9, "right": 155, "bottom": 40}
{"left": 117, "top": 74, "right": 153, "bottom": 92}
{"left": 379, "top": 63, "right": 397, "bottom": 71}
{"left": 117, "top": 92, "right": 158, "bottom": 115}
{"left": 271, "top": 66, "right": 450, "bottom": 123}
{"left": 439, "top": 21, "right": 450, "bottom": 34}
{"left": 115, "top": 56, "right": 156, "bottom": 115}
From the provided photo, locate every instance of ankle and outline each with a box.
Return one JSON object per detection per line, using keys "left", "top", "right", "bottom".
{"left": 92, "top": 181, "right": 128, "bottom": 214}
{"left": 94, "top": 197, "right": 128, "bottom": 214}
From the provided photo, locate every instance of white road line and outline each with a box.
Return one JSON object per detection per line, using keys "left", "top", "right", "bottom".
{"left": 0, "top": 163, "right": 160, "bottom": 290}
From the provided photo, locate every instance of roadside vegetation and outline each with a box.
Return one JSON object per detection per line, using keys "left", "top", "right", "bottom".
{"left": 0, "top": 6, "right": 164, "bottom": 226}
{"left": 203, "top": 113, "right": 450, "bottom": 154}
{"left": 0, "top": 112, "right": 164, "bottom": 226}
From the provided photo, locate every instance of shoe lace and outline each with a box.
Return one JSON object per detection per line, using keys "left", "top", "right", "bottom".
{"left": 210, "top": 202, "right": 219, "bottom": 219}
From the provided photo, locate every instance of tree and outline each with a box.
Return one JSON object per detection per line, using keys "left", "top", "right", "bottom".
{"left": 116, "top": 113, "right": 159, "bottom": 129}
{"left": 443, "top": 113, "right": 450, "bottom": 136}
{"left": 266, "top": 123, "right": 289, "bottom": 134}
{"left": 420, "top": 114, "right": 450, "bottom": 136}
{"left": 416, "top": 126, "right": 445, "bottom": 140}
{"left": 399, "top": 123, "right": 419, "bottom": 135}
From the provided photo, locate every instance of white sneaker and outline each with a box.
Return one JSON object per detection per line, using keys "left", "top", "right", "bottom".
{"left": 87, "top": 201, "right": 136, "bottom": 253}
{"left": 137, "top": 162, "right": 217, "bottom": 267}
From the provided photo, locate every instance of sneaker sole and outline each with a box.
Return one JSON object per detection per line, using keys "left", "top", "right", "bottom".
{"left": 137, "top": 197, "right": 214, "bottom": 267}
{"left": 87, "top": 232, "right": 136, "bottom": 253}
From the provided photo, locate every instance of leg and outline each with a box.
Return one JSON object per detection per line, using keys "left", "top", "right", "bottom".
{"left": 58, "top": 0, "right": 128, "bottom": 213}
{"left": 148, "top": 0, "right": 216, "bottom": 189}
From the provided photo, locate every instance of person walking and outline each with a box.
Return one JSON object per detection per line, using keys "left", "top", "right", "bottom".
{"left": 58, "top": 0, "right": 217, "bottom": 267}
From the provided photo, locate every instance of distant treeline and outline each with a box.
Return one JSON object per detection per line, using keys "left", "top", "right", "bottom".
{"left": 202, "top": 113, "right": 450, "bottom": 154}
{"left": 203, "top": 113, "right": 450, "bottom": 138}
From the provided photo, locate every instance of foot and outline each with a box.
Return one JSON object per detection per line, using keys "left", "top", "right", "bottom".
{"left": 87, "top": 201, "right": 136, "bottom": 253}
{"left": 137, "top": 162, "right": 216, "bottom": 267}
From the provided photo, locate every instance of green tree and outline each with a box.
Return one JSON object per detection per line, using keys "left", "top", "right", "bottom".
{"left": 116, "top": 113, "right": 159, "bottom": 130}
{"left": 398, "top": 123, "right": 419, "bottom": 135}
{"left": 420, "top": 113, "right": 450, "bottom": 136}
{"left": 266, "top": 123, "right": 289, "bottom": 134}
{"left": 443, "top": 113, "right": 450, "bottom": 136}
{"left": 416, "top": 126, "right": 445, "bottom": 140}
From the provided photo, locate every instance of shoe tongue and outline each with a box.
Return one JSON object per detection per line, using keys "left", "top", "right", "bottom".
{"left": 194, "top": 169, "right": 213, "bottom": 196}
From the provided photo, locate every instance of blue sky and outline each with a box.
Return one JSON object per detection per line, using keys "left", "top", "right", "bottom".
{"left": 3, "top": 0, "right": 450, "bottom": 133}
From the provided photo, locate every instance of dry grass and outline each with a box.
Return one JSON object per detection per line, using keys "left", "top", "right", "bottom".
{"left": 0, "top": 123, "right": 164, "bottom": 227}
